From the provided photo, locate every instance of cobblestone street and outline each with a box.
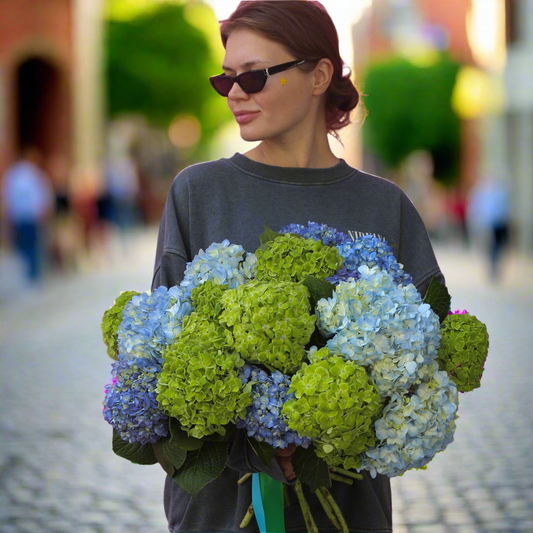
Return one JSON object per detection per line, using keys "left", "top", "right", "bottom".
{"left": 1, "top": 228, "right": 532, "bottom": 533}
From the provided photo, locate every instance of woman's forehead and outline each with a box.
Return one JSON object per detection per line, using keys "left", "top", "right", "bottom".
{"left": 223, "top": 30, "right": 287, "bottom": 69}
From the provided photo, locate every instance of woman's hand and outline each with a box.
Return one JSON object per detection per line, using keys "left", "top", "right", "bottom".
{"left": 276, "top": 443, "right": 297, "bottom": 481}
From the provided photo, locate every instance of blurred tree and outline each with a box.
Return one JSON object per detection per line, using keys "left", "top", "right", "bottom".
{"left": 104, "top": 1, "right": 231, "bottom": 158}
{"left": 362, "top": 53, "right": 461, "bottom": 186}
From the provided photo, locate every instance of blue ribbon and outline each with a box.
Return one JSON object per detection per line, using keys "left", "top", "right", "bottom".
{"left": 252, "top": 473, "right": 267, "bottom": 533}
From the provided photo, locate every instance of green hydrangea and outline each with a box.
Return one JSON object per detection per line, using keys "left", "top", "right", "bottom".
{"left": 191, "top": 280, "right": 229, "bottom": 321}
{"left": 156, "top": 313, "right": 251, "bottom": 438}
{"left": 219, "top": 280, "right": 316, "bottom": 374}
{"left": 437, "top": 313, "right": 489, "bottom": 392}
{"left": 101, "top": 290, "right": 140, "bottom": 359}
{"left": 255, "top": 234, "right": 343, "bottom": 283}
{"left": 282, "top": 347, "right": 383, "bottom": 470}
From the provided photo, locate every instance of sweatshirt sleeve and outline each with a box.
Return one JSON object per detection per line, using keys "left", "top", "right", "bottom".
{"left": 397, "top": 191, "right": 446, "bottom": 298}
{"left": 151, "top": 177, "right": 190, "bottom": 291}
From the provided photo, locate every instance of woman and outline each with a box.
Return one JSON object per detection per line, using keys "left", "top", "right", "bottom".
{"left": 151, "top": 2, "right": 445, "bottom": 532}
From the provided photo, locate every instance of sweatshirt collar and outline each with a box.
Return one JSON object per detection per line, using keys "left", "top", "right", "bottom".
{"left": 224, "top": 152, "right": 357, "bottom": 185}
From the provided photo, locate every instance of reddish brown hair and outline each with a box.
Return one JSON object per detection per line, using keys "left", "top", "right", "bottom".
{"left": 219, "top": 0, "right": 360, "bottom": 145}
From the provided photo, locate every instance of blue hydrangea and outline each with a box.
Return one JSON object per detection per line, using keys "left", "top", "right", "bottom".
{"left": 358, "top": 366, "right": 458, "bottom": 478}
{"left": 117, "top": 285, "right": 192, "bottom": 365}
{"left": 179, "top": 240, "right": 256, "bottom": 298}
{"left": 280, "top": 221, "right": 350, "bottom": 247}
{"left": 328, "top": 234, "right": 412, "bottom": 286}
{"left": 317, "top": 265, "right": 441, "bottom": 397}
{"left": 103, "top": 357, "right": 168, "bottom": 445}
{"left": 237, "top": 365, "right": 312, "bottom": 449}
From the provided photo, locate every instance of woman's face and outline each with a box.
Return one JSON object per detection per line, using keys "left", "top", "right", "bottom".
{"left": 222, "top": 29, "right": 318, "bottom": 142}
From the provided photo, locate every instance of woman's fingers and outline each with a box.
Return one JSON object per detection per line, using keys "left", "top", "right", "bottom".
{"left": 276, "top": 443, "right": 297, "bottom": 457}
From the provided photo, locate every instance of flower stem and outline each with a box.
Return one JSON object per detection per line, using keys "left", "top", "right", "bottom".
{"left": 293, "top": 480, "right": 319, "bottom": 533}
{"left": 319, "top": 487, "right": 349, "bottom": 533}
{"left": 238, "top": 473, "right": 252, "bottom": 485}
{"left": 239, "top": 502, "right": 254, "bottom": 529}
{"left": 283, "top": 483, "right": 291, "bottom": 508}
{"left": 329, "top": 472, "right": 353, "bottom": 485}
{"left": 314, "top": 486, "right": 341, "bottom": 530}
{"left": 329, "top": 466, "right": 363, "bottom": 480}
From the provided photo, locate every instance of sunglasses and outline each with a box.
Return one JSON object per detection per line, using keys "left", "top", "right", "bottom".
{"left": 209, "top": 59, "right": 308, "bottom": 97}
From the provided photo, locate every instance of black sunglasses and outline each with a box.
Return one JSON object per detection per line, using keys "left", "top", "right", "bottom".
{"left": 209, "top": 59, "right": 308, "bottom": 97}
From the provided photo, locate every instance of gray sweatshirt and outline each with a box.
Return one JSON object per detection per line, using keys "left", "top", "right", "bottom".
{"left": 151, "top": 152, "right": 445, "bottom": 533}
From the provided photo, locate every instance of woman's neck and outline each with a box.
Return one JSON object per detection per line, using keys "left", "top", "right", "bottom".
{"left": 243, "top": 142, "right": 341, "bottom": 169}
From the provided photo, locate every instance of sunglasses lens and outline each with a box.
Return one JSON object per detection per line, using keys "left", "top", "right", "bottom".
{"left": 239, "top": 71, "right": 266, "bottom": 93}
{"left": 211, "top": 76, "right": 234, "bottom": 96}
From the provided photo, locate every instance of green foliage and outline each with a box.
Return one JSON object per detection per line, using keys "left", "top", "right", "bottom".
{"left": 302, "top": 275, "right": 335, "bottom": 313}
{"left": 159, "top": 432, "right": 187, "bottom": 472}
{"left": 291, "top": 444, "right": 332, "bottom": 492}
{"left": 156, "top": 313, "right": 252, "bottom": 438}
{"left": 423, "top": 276, "right": 451, "bottom": 323}
{"left": 191, "top": 280, "right": 229, "bottom": 322}
{"left": 104, "top": 2, "right": 223, "bottom": 139}
{"left": 436, "top": 313, "right": 489, "bottom": 392}
{"left": 169, "top": 417, "right": 204, "bottom": 451}
{"left": 219, "top": 280, "right": 316, "bottom": 374}
{"left": 258, "top": 226, "right": 281, "bottom": 249}
{"left": 101, "top": 290, "right": 140, "bottom": 359}
{"left": 172, "top": 441, "right": 229, "bottom": 500}
{"left": 246, "top": 435, "right": 277, "bottom": 468}
{"left": 363, "top": 53, "right": 462, "bottom": 185}
{"left": 112, "top": 429, "right": 158, "bottom": 465}
{"left": 283, "top": 348, "right": 383, "bottom": 470}
{"left": 255, "top": 234, "right": 343, "bottom": 283}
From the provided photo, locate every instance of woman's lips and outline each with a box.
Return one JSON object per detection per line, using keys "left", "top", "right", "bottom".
{"left": 235, "top": 112, "right": 260, "bottom": 124}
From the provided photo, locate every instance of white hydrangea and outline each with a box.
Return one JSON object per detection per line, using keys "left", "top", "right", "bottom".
{"left": 316, "top": 265, "right": 441, "bottom": 396}
{"left": 358, "top": 367, "right": 459, "bottom": 478}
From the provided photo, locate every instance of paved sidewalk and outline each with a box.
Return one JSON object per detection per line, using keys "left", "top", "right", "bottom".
{"left": 0, "top": 229, "right": 532, "bottom": 532}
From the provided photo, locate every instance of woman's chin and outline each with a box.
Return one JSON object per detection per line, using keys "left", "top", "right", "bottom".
{"left": 239, "top": 128, "right": 263, "bottom": 142}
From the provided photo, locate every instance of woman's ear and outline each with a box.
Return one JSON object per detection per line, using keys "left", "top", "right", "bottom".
{"left": 312, "top": 58, "right": 334, "bottom": 96}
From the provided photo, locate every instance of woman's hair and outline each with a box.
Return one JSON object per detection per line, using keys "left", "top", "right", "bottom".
{"left": 219, "top": 0, "right": 360, "bottom": 145}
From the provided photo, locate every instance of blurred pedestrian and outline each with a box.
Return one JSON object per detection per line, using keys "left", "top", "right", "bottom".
{"left": 468, "top": 177, "right": 511, "bottom": 280}
{"left": 1, "top": 146, "right": 54, "bottom": 282}
{"left": 105, "top": 154, "right": 140, "bottom": 232}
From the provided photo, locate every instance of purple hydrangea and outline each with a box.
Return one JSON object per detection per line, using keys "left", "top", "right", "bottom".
{"left": 103, "top": 357, "right": 168, "bottom": 445}
{"left": 328, "top": 234, "right": 413, "bottom": 286}
{"left": 237, "top": 365, "right": 312, "bottom": 449}
{"left": 280, "top": 221, "right": 350, "bottom": 247}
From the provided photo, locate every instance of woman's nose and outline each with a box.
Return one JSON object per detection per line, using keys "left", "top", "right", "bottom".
{"left": 228, "top": 80, "right": 249, "bottom": 100}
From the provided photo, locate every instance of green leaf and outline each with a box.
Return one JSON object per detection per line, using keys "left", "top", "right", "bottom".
{"left": 258, "top": 226, "right": 280, "bottom": 249}
{"left": 292, "top": 444, "right": 331, "bottom": 492}
{"left": 160, "top": 434, "right": 187, "bottom": 471}
{"left": 204, "top": 423, "right": 235, "bottom": 442}
{"left": 306, "top": 328, "right": 328, "bottom": 350}
{"left": 169, "top": 418, "right": 204, "bottom": 451}
{"left": 172, "top": 440, "right": 229, "bottom": 499}
{"left": 112, "top": 429, "right": 158, "bottom": 465}
{"left": 303, "top": 275, "right": 335, "bottom": 311}
{"left": 152, "top": 439, "right": 175, "bottom": 477}
{"left": 423, "top": 275, "right": 451, "bottom": 323}
{"left": 247, "top": 436, "right": 277, "bottom": 468}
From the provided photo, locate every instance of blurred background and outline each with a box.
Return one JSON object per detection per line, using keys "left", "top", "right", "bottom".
{"left": 0, "top": 1, "right": 532, "bottom": 532}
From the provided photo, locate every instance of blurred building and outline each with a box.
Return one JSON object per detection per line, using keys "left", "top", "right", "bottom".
{"left": 0, "top": 0, "right": 105, "bottom": 213}
{"left": 351, "top": 0, "right": 532, "bottom": 253}
{"left": 352, "top": 0, "right": 479, "bottom": 196}
{"left": 500, "top": 0, "right": 533, "bottom": 252}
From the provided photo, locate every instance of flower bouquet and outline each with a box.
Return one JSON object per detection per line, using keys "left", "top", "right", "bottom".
{"left": 101, "top": 222, "right": 489, "bottom": 533}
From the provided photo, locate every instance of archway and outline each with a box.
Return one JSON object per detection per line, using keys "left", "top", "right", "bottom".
{"left": 16, "top": 57, "right": 66, "bottom": 162}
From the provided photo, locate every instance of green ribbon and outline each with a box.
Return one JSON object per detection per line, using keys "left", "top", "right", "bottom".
{"left": 252, "top": 472, "right": 285, "bottom": 533}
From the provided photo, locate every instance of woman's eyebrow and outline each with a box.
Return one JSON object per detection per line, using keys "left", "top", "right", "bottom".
{"left": 222, "top": 60, "right": 267, "bottom": 71}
